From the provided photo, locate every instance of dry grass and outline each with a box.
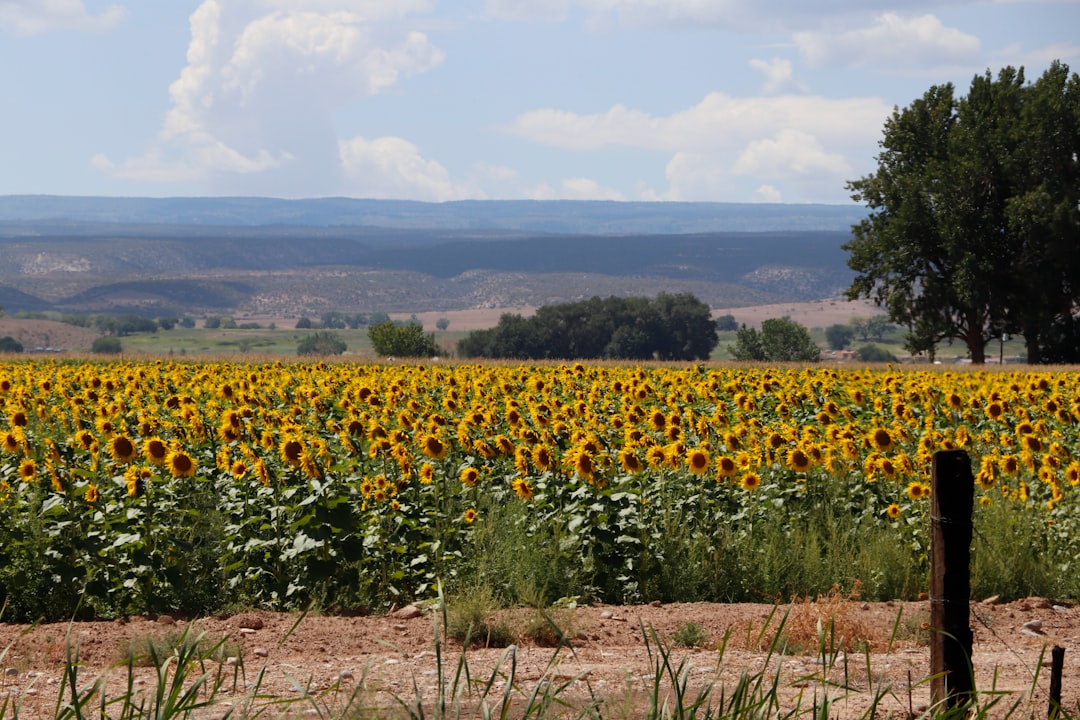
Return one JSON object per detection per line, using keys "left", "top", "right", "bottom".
{"left": 769, "top": 583, "right": 875, "bottom": 655}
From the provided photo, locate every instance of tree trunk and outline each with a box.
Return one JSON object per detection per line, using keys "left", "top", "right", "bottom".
{"left": 969, "top": 340, "right": 986, "bottom": 364}
{"left": 1026, "top": 332, "right": 1042, "bottom": 365}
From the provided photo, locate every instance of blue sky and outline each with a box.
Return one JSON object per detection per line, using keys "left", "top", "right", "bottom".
{"left": 1, "top": 0, "right": 1076, "bottom": 204}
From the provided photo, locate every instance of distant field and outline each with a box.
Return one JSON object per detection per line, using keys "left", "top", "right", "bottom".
{"left": 2, "top": 298, "right": 1027, "bottom": 362}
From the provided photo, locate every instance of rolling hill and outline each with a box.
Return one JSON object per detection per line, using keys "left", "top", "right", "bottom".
{"left": 0, "top": 196, "right": 863, "bottom": 319}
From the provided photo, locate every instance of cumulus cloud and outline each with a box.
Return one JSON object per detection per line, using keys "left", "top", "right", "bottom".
{"left": 509, "top": 91, "right": 890, "bottom": 202}
{"left": 754, "top": 184, "right": 782, "bottom": 202}
{"left": 340, "top": 135, "right": 464, "bottom": 201}
{"left": 794, "top": 12, "right": 981, "bottom": 69}
{"left": 97, "top": 0, "right": 444, "bottom": 196}
{"left": 749, "top": 57, "right": 806, "bottom": 94}
{"left": 0, "top": 0, "right": 125, "bottom": 35}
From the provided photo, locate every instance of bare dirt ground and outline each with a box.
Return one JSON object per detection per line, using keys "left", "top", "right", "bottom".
{"left": 0, "top": 319, "right": 99, "bottom": 352}
{"left": 1, "top": 598, "right": 1076, "bottom": 718}
{"left": 712, "top": 298, "right": 885, "bottom": 330}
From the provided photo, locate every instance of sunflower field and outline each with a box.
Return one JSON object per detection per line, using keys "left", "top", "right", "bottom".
{"left": 1, "top": 359, "right": 1078, "bottom": 621}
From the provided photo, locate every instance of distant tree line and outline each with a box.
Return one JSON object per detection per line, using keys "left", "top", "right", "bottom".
{"left": 296, "top": 311, "right": 390, "bottom": 330}
{"left": 458, "top": 293, "right": 718, "bottom": 361}
{"left": 16, "top": 311, "right": 196, "bottom": 335}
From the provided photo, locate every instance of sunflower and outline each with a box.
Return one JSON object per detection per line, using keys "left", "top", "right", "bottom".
{"left": 421, "top": 434, "right": 448, "bottom": 460}
{"left": 532, "top": 445, "right": 555, "bottom": 471}
{"left": 1, "top": 430, "right": 21, "bottom": 454}
{"left": 886, "top": 503, "right": 901, "bottom": 520}
{"left": 75, "top": 429, "right": 95, "bottom": 451}
{"left": 419, "top": 463, "right": 435, "bottom": 484}
{"left": 686, "top": 448, "right": 710, "bottom": 475}
{"left": 85, "top": 483, "right": 99, "bottom": 503}
{"left": 998, "top": 454, "right": 1021, "bottom": 476}
{"left": 108, "top": 435, "right": 138, "bottom": 464}
{"left": 906, "top": 481, "right": 926, "bottom": 501}
{"left": 739, "top": 472, "right": 761, "bottom": 491}
{"left": 618, "top": 448, "right": 644, "bottom": 474}
{"left": 230, "top": 459, "right": 248, "bottom": 479}
{"left": 572, "top": 450, "right": 596, "bottom": 481}
{"left": 463, "top": 508, "right": 477, "bottom": 524}
{"left": 459, "top": 466, "right": 480, "bottom": 487}
{"left": 125, "top": 466, "right": 143, "bottom": 498}
{"left": 877, "top": 457, "right": 897, "bottom": 480}
{"left": 512, "top": 478, "right": 534, "bottom": 501}
{"left": 1065, "top": 461, "right": 1080, "bottom": 486}
{"left": 253, "top": 458, "right": 270, "bottom": 487}
{"left": 514, "top": 446, "right": 531, "bottom": 475}
{"left": 143, "top": 437, "right": 169, "bottom": 465}
{"left": 218, "top": 423, "right": 242, "bottom": 443}
{"left": 280, "top": 437, "right": 304, "bottom": 466}
{"left": 645, "top": 445, "right": 668, "bottom": 468}
{"left": 716, "top": 455, "right": 737, "bottom": 478}
{"left": 167, "top": 450, "right": 196, "bottom": 478}
{"left": 17, "top": 458, "right": 35, "bottom": 482}
{"left": 869, "top": 428, "right": 893, "bottom": 452}
{"left": 786, "top": 448, "right": 812, "bottom": 473}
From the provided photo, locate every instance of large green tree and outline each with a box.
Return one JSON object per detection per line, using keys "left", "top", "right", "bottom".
{"left": 368, "top": 321, "right": 442, "bottom": 358}
{"left": 729, "top": 317, "right": 821, "bottom": 362}
{"left": 457, "top": 293, "right": 718, "bottom": 361}
{"left": 844, "top": 62, "right": 1080, "bottom": 363}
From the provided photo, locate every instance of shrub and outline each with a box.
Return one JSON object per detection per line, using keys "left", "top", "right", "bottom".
{"left": 91, "top": 336, "right": 123, "bottom": 354}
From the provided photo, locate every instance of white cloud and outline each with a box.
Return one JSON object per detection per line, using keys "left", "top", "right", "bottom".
{"left": 754, "top": 184, "right": 782, "bottom": 202}
{"left": 339, "top": 135, "right": 465, "bottom": 201}
{"left": 510, "top": 91, "right": 889, "bottom": 202}
{"left": 733, "top": 129, "right": 851, "bottom": 178}
{"left": 794, "top": 12, "right": 981, "bottom": 69}
{"left": 512, "top": 92, "right": 888, "bottom": 151}
{"left": 98, "top": 0, "right": 444, "bottom": 196}
{"left": 748, "top": 57, "right": 806, "bottom": 94}
{"left": 0, "top": 0, "right": 125, "bottom": 35}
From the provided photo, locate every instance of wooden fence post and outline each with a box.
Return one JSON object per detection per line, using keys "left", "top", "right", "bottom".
{"left": 930, "top": 449, "right": 975, "bottom": 708}
{"left": 1049, "top": 645, "right": 1065, "bottom": 719}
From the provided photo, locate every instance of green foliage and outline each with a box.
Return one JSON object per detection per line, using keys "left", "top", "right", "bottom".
{"left": 715, "top": 313, "right": 738, "bottom": 331}
{"left": 846, "top": 61, "right": 1080, "bottom": 364}
{"left": 90, "top": 335, "right": 123, "bottom": 354}
{"left": 459, "top": 293, "right": 718, "bottom": 361}
{"left": 367, "top": 321, "right": 441, "bottom": 358}
{"left": 730, "top": 317, "right": 821, "bottom": 362}
{"left": 671, "top": 621, "right": 709, "bottom": 648}
{"left": 856, "top": 344, "right": 899, "bottom": 363}
{"left": 0, "top": 336, "right": 22, "bottom": 353}
{"left": 851, "top": 316, "right": 890, "bottom": 342}
{"left": 825, "top": 323, "right": 855, "bottom": 350}
{"left": 296, "top": 331, "right": 347, "bottom": 356}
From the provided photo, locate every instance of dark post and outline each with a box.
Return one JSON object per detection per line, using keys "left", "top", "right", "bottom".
{"left": 1049, "top": 646, "right": 1065, "bottom": 719}
{"left": 930, "top": 450, "right": 975, "bottom": 708}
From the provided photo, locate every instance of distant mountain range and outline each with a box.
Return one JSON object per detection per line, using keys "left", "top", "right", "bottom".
{"left": 0, "top": 196, "right": 864, "bottom": 318}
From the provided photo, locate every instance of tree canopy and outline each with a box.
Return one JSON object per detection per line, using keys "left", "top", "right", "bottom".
{"left": 297, "top": 331, "right": 347, "bottom": 356}
{"left": 844, "top": 61, "right": 1080, "bottom": 363}
{"left": 729, "top": 317, "right": 821, "bottom": 362}
{"left": 368, "top": 321, "right": 441, "bottom": 358}
{"left": 457, "top": 293, "right": 718, "bottom": 361}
